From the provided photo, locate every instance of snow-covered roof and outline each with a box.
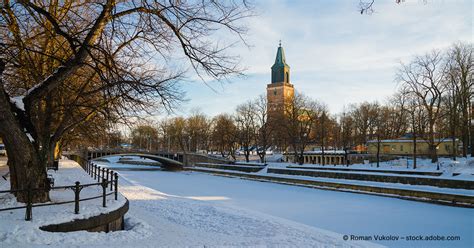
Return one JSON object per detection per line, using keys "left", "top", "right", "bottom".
{"left": 304, "top": 150, "right": 346, "bottom": 154}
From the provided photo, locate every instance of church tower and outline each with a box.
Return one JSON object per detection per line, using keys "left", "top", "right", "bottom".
{"left": 267, "top": 42, "right": 294, "bottom": 118}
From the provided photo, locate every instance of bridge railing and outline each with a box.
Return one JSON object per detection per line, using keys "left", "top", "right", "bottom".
{"left": 0, "top": 161, "right": 119, "bottom": 221}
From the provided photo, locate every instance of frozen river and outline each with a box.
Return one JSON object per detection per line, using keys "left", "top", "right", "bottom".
{"left": 98, "top": 160, "right": 473, "bottom": 247}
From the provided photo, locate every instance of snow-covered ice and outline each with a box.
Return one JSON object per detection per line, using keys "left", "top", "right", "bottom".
{"left": 97, "top": 157, "right": 473, "bottom": 248}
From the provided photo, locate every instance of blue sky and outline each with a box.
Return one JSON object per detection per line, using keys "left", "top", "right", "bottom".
{"left": 170, "top": 0, "right": 472, "bottom": 117}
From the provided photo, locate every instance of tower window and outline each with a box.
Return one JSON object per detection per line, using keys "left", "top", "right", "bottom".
{"left": 274, "top": 90, "right": 277, "bottom": 95}
{"left": 286, "top": 72, "right": 289, "bottom": 83}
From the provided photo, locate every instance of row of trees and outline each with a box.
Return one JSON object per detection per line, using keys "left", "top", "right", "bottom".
{"left": 0, "top": 1, "right": 252, "bottom": 202}
{"left": 123, "top": 43, "right": 472, "bottom": 166}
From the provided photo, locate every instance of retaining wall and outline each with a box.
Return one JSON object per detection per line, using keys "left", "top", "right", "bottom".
{"left": 194, "top": 163, "right": 264, "bottom": 172}
{"left": 40, "top": 199, "right": 129, "bottom": 233}
{"left": 268, "top": 168, "right": 474, "bottom": 189}
{"left": 287, "top": 166, "right": 443, "bottom": 176}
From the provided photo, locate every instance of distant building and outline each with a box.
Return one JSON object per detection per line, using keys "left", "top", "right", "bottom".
{"left": 367, "top": 138, "right": 461, "bottom": 156}
{"left": 284, "top": 150, "right": 347, "bottom": 165}
{"left": 267, "top": 42, "right": 294, "bottom": 119}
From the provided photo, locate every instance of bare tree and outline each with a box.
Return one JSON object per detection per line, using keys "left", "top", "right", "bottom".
{"left": 315, "top": 106, "right": 330, "bottom": 165}
{"left": 254, "top": 95, "right": 272, "bottom": 163}
{"left": 211, "top": 114, "right": 238, "bottom": 160}
{"left": 445, "top": 43, "right": 473, "bottom": 157}
{"left": 397, "top": 50, "right": 447, "bottom": 163}
{"left": 282, "top": 94, "right": 321, "bottom": 165}
{"left": 131, "top": 124, "right": 159, "bottom": 151}
{"left": 186, "top": 111, "right": 211, "bottom": 153}
{"left": 0, "top": 1, "right": 252, "bottom": 202}
{"left": 359, "top": 0, "right": 405, "bottom": 14}
{"left": 350, "top": 102, "right": 379, "bottom": 149}
{"left": 394, "top": 88, "right": 425, "bottom": 169}
{"left": 339, "top": 108, "right": 354, "bottom": 166}
{"left": 235, "top": 100, "right": 257, "bottom": 162}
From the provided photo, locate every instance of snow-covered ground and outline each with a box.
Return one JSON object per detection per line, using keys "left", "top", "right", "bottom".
{"left": 96, "top": 157, "right": 473, "bottom": 248}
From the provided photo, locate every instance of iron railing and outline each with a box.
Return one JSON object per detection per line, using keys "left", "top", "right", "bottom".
{"left": 0, "top": 161, "right": 118, "bottom": 221}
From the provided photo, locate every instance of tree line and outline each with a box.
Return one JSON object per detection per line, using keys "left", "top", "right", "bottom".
{"left": 120, "top": 43, "right": 472, "bottom": 166}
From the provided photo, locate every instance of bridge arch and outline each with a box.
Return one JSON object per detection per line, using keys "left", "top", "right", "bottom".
{"left": 91, "top": 153, "right": 183, "bottom": 170}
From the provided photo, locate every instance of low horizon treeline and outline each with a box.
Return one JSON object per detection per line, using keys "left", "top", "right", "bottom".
{"left": 85, "top": 42, "right": 472, "bottom": 164}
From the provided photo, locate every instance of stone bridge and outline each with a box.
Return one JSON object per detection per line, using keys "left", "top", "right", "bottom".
{"left": 68, "top": 149, "right": 232, "bottom": 170}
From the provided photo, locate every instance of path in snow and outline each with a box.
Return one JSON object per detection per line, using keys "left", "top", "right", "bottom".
{"left": 97, "top": 159, "right": 473, "bottom": 248}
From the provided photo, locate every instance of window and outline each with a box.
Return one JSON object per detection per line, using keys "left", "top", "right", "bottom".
{"left": 445, "top": 145, "right": 450, "bottom": 152}
{"left": 274, "top": 90, "right": 277, "bottom": 95}
{"left": 400, "top": 145, "right": 404, "bottom": 151}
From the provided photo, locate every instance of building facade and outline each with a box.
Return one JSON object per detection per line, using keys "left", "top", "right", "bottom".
{"left": 367, "top": 138, "right": 460, "bottom": 156}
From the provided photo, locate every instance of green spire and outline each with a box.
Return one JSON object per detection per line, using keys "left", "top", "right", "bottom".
{"left": 272, "top": 41, "right": 289, "bottom": 69}
{"left": 271, "top": 41, "right": 290, "bottom": 84}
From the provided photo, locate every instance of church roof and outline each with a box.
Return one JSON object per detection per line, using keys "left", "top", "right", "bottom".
{"left": 271, "top": 43, "right": 289, "bottom": 69}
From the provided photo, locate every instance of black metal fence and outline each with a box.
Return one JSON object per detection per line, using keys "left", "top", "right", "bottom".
{"left": 0, "top": 161, "right": 119, "bottom": 221}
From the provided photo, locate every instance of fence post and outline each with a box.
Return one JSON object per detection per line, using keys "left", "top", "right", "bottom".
{"left": 93, "top": 163, "right": 97, "bottom": 180}
{"left": 25, "top": 186, "right": 33, "bottom": 221}
{"left": 109, "top": 169, "right": 113, "bottom": 191}
{"left": 114, "top": 173, "right": 118, "bottom": 200}
{"left": 101, "top": 167, "right": 105, "bottom": 181}
{"left": 101, "top": 179, "right": 108, "bottom": 207}
{"left": 74, "top": 181, "right": 81, "bottom": 214}
{"left": 97, "top": 166, "right": 101, "bottom": 182}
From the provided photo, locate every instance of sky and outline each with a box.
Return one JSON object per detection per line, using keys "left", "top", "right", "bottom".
{"left": 166, "top": 0, "right": 472, "bottom": 118}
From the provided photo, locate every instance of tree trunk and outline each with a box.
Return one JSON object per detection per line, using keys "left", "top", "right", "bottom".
{"left": 429, "top": 122, "right": 438, "bottom": 163}
{"left": 344, "top": 148, "right": 349, "bottom": 167}
{"left": 298, "top": 150, "right": 304, "bottom": 165}
{"left": 452, "top": 137, "right": 457, "bottom": 161}
{"left": 244, "top": 148, "right": 250, "bottom": 162}
{"left": 471, "top": 117, "right": 474, "bottom": 157}
{"left": 413, "top": 135, "right": 417, "bottom": 170}
{"left": 451, "top": 115, "right": 457, "bottom": 161}
{"left": 258, "top": 151, "right": 265, "bottom": 163}
{"left": 461, "top": 128, "right": 468, "bottom": 158}
{"left": 321, "top": 140, "right": 325, "bottom": 166}
{"left": 471, "top": 128, "right": 474, "bottom": 157}
{"left": 0, "top": 63, "right": 48, "bottom": 203}
{"left": 6, "top": 142, "right": 49, "bottom": 203}
{"left": 461, "top": 105, "right": 469, "bottom": 157}
{"left": 429, "top": 143, "right": 438, "bottom": 163}
{"left": 376, "top": 138, "right": 380, "bottom": 168}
